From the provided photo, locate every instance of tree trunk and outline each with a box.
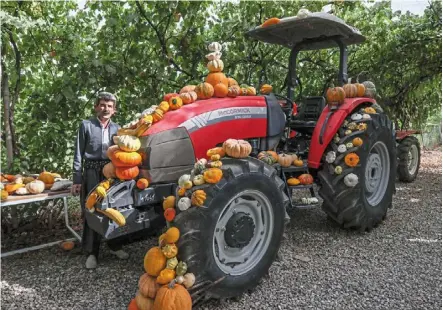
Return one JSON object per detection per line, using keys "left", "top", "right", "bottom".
{"left": 1, "top": 62, "right": 14, "bottom": 170}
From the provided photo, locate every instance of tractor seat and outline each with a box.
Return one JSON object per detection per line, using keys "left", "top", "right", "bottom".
{"left": 289, "top": 96, "right": 326, "bottom": 132}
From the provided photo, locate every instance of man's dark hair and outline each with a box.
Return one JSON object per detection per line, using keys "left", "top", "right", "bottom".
{"left": 95, "top": 92, "right": 117, "bottom": 107}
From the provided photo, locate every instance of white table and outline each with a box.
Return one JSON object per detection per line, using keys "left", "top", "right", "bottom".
{"left": 1, "top": 190, "right": 82, "bottom": 258}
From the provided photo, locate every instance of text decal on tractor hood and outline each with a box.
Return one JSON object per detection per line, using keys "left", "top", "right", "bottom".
{"left": 179, "top": 107, "right": 267, "bottom": 133}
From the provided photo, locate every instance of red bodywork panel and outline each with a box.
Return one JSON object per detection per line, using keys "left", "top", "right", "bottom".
{"left": 144, "top": 97, "right": 268, "bottom": 159}
{"left": 396, "top": 130, "right": 420, "bottom": 140}
{"left": 308, "top": 97, "right": 376, "bottom": 169}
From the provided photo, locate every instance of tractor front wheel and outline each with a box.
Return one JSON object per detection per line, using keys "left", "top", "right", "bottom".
{"left": 397, "top": 136, "right": 421, "bottom": 182}
{"left": 318, "top": 105, "right": 397, "bottom": 231}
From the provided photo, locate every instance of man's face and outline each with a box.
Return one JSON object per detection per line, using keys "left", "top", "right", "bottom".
{"left": 95, "top": 99, "right": 116, "bottom": 120}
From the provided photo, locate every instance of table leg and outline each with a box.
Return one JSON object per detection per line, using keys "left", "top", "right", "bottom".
{"left": 64, "top": 197, "right": 81, "bottom": 242}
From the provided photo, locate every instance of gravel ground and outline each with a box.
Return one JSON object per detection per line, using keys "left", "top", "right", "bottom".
{"left": 2, "top": 149, "right": 441, "bottom": 310}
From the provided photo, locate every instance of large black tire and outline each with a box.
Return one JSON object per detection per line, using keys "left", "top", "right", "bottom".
{"left": 174, "top": 157, "right": 288, "bottom": 300}
{"left": 318, "top": 104, "right": 397, "bottom": 231}
{"left": 397, "top": 136, "right": 421, "bottom": 182}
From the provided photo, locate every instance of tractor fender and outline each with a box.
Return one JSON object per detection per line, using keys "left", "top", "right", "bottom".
{"left": 307, "top": 97, "right": 376, "bottom": 169}
{"left": 396, "top": 130, "right": 421, "bottom": 141}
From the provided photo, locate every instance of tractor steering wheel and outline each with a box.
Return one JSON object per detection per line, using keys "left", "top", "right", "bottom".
{"left": 274, "top": 93, "right": 295, "bottom": 118}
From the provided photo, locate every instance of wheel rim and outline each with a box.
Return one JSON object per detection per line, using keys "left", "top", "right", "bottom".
{"left": 365, "top": 141, "right": 390, "bottom": 207}
{"left": 408, "top": 144, "right": 419, "bottom": 175}
{"left": 212, "top": 190, "right": 274, "bottom": 275}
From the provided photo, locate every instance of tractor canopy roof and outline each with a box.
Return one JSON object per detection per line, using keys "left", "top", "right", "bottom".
{"left": 246, "top": 12, "right": 365, "bottom": 50}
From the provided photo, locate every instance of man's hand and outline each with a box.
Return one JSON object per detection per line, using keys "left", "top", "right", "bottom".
{"left": 71, "top": 184, "right": 82, "bottom": 196}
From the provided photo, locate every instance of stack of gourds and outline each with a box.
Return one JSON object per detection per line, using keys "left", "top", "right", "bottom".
{"left": 107, "top": 135, "right": 142, "bottom": 181}
{"left": 326, "top": 80, "right": 376, "bottom": 108}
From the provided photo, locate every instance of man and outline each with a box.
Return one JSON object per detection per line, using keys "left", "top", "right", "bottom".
{"left": 71, "top": 92, "right": 129, "bottom": 269}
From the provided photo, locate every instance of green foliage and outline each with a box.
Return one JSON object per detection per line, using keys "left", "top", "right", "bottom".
{"left": 1, "top": 0, "right": 441, "bottom": 175}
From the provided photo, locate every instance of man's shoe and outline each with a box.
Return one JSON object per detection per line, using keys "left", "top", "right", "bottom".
{"left": 86, "top": 255, "right": 97, "bottom": 269}
{"left": 110, "top": 249, "right": 129, "bottom": 260}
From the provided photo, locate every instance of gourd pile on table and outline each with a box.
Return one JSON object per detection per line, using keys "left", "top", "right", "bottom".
{"left": 1, "top": 171, "right": 72, "bottom": 201}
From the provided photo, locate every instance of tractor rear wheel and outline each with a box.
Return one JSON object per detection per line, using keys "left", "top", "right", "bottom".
{"left": 173, "top": 157, "right": 288, "bottom": 300}
{"left": 318, "top": 104, "right": 397, "bottom": 231}
{"left": 397, "top": 136, "right": 421, "bottom": 182}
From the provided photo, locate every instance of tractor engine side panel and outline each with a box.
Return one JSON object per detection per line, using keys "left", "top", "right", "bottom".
{"left": 308, "top": 97, "right": 376, "bottom": 169}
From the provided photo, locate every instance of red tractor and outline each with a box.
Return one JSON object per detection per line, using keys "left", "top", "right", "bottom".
{"left": 86, "top": 13, "right": 399, "bottom": 302}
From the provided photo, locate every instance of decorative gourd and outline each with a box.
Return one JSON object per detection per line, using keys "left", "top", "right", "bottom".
{"left": 344, "top": 173, "right": 359, "bottom": 187}
{"left": 293, "top": 159, "right": 304, "bottom": 167}
{"left": 345, "top": 153, "right": 360, "bottom": 167}
{"left": 103, "top": 162, "right": 117, "bottom": 179}
{"left": 195, "top": 82, "right": 214, "bottom": 99}
{"left": 364, "top": 107, "right": 376, "bottom": 114}
{"left": 163, "top": 93, "right": 179, "bottom": 102}
{"left": 206, "top": 51, "right": 222, "bottom": 61}
{"left": 335, "top": 166, "right": 343, "bottom": 175}
{"left": 152, "top": 109, "right": 164, "bottom": 123}
{"left": 179, "top": 92, "right": 195, "bottom": 105}
{"left": 210, "top": 154, "right": 221, "bottom": 161}
{"left": 177, "top": 197, "right": 191, "bottom": 211}
{"left": 326, "top": 87, "right": 346, "bottom": 105}
{"left": 345, "top": 129, "right": 352, "bottom": 136}
{"left": 157, "top": 269, "right": 176, "bottom": 285}
{"left": 60, "top": 240, "right": 75, "bottom": 251}
{"left": 135, "top": 291, "right": 154, "bottom": 310}
{"left": 139, "top": 273, "right": 160, "bottom": 299}
{"left": 23, "top": 177, "right": 35, "bottom": 184}
{"left": 163, "top": 196, "right": 176, "bottom": 210}
{"left": 222, "top": 139, "right": 252, "bottom": 158}
{"left": 261, "top": 17, "right": 280, "bottom": 27}
{"left": 246, "top": 86, "right": 257, "bottom": 96}
{"left": 362, "top": 113, "right": 371, "bottom": 120}
{"left": 337, "top": 144, "right": 347, "bottom": 153}
{"left": 207, "top": 147, "right": 225, "bottom": 158}
{"left": 115, "top": 166, "right": 139, "bottom": 180}
{"left": 128, "top": 298, "right": 138, "bottom": 310}
{"left": 191, "top": 190, "right": 206, "bottom": 207}
{"left": 15, "top": 187, "right": 29, "bottom": 195}
{"left": 358, "top": 123, "right": 368, "bottom": 131}
{"left": 343, "top": 84, "right": 357, "bottom": 98}
{"left": 205, "top": 72, "right": 228, "bottom": 88}
{"left": 214, "top": 83, "right": 228, "bottom": 98}
{"left": 96, "top": 186, "right": 107, "bottom": 198}
{"left": 179, "top": 85, "right": 196, "bottom": 94}
{"left": 207, "top": 160, "right": 223, "bottom": 168}
{"left": 5, "top": 183, "right": 24, "bottom": 194}
{"left": 257, "top": 151, "right": 276, "bottom": 165}
{"left": 85, "top": 192, "right": 100, "bottom": 211}
{"left": 178, "top": 174, "right": 193, "bottom": 189}
{"left": 354, "top": 83, "right": 366, "bottom": 97}
{"left": 352, "top": 137, "right": 363, "bottom": 146}
{"left": 362, "top": 81, "right": 376, "bottom": 98}
{"left": 153, "top": 280, "right": 192, "bottom": 310}
{"left": 164, "top": 208, "right": 176, "bottom": 222}
{"left": 298, "top": 174, "right": 314, "bottom": 185}
{"left": 182, "top": 273, "right": 196, "bottom": 289}
{"left": 346, "top": 142, "right": 354, "bottom": 149}
{"left": 1, "top": 190, "right": 8, "bottom": 201}
{"left": 227, "top": 86, "right": 240, "bottom": 98}
{"left": 207, "top": 59, "right": 224, "bottom": 72}
{"left": 111, "top": 150, "right": 142, "bottom": 167}
{"left": 351, "top": 113, "right": 362, "bottom": 121}
{"left": 175, "top": 276, "right": 184, "bottom": 284}
{"left": 325, "top": 151, "right": 336, "bottom": 164}
{"left": 203, "top": 168, "right": 223, "bottom": 184}
{"left": 25, "top": 180, "right": 45, "bottom": 194}
{"left": 38, "top": 171, "right": 55, "bottom": 184}
{"left": 347, "top": 122, "right": 357, "bottom": 130}
{"left": 194, "top": 158, "right": 208, "bottom": 173}
{"left": 175, "top": 261, "right": 187, "bottom": 276}
{"left": 158, "top": 101, "right": 170, "bottom": 113}
{"left": 227, "top": 78, "right": 238, "bottom": 87}
{"left": 177, "top": 187, "right": 186, "bottom": 197}
{"left": 334, "top": 135, "right": 340, "bottom": 143}
{"left": 165, "top": 227, "right": 180, "bottom": 243}
{"left": 137, "top": 178, "right": 149, "bottom": 190}
{"left": 278, "top": 154, "right": 292, "bottom": 167}
{"left": 96, "top": 208, "right": 126, "bottom": 226}
{"left": 287, "top": 178, "right": 300, "bottom": 186}
{"left": 99, "top": 179, "right": 112, "bottom": 190}
{"left": 168, "top": 96, "right": 183, "bottom": 110}
{"left": 193, "top": 175, "right": 205, "bottom": 186}
{"left": 166, "top": 257, "right": 179, "bottom": 270}
{"left": 208, "top": 42, "right": 222, "bottom": 52}
{"left": 158, "top": 233, "right": 167, "bottom": 247}
{"left": 144, "top": 247, "right": 167, "bottom": 276}
{"left": 260, "top": 84, "right": 273, "bottom": 94}
{"left": 117, "top": 135, "right": 141, "bottom": 152}
{"left": 161, "top": 244, "right": 178, "bottom": 259}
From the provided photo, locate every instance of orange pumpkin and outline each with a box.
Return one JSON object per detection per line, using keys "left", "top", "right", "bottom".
{"left": 60, "top": 241, "right": 75, "bottom": 251}
{"left": 191, "top": 189, "right": 207, "bottom": 207}
{"left": 179, "top": 85, "right": 196, "bottom": 94}
{"left": 287, "top": 178, "right": 300, "bottom": 186}
{"left": 293, "top": 159, "right": 304, "bottom": 167}
{"left": 168, "top": 96, "right": 183, "bottom": 110}
{"left": 144, "top": 247, "right": 167, "bottom": 276}
{"left": 354, "top": 83, "right": 366, "bottom": 97}
{"left": 195, "top": 82, "right": 214, "bottom": 99}
{"left": 111, "top": 150, "right": 142, "bottom": 167}
{"left": 115, "top": 166, "right": 140, "bottom": 180}
{"left": 156, "top": 269, "right": 176, "bottom": 285}
{"left": 207, "top": 147, "right": 226, "bottom": 158}
{"left": 203, "top": 168, "right": 223, "bottom": 184}
{"left": 137, "top": 178, "right": 149, "bottom": 190}
{"left": 227, "top": 78, "right": 238, "bottom": 87}
{"left": 177, "top": 187, "right": 186, "bottom": 197}
{"left": 135, "top": 291, "right": 154, "bottom": 310}
{"left": 152, "top": 109, "right": 164, "bottom": 123}
{"left": 352, "top": 137, "right": 363, "bottom": 147}
{"left": 5, "top": 183, "right": 25, "bottom": 194}
{"left": 138, "top": 273, "right": 160, "bottom": 299}
{"left": 205, "top": 72, "right": 228, "bottom": 88}
{"left": 343, "top": 84, "right": 358, "bottom": 98}
{"left": 103, "top": 162, "right": 117, "bottom": 179}
{"left": 164, "top": 227, "right": 180, "bottom": 243}
{"left": 38, "top": 171, "right": 55, "bottom": 184}
{"left": 164, "top": 208, "right": 176, "bottom": 222}
{"left": 227, "top": 86, "right": 240, "bottom": 98}
{"left": 261, "top": 17, "right": 280, "bottom": 27}
{"left": 246, "top": 86, "right": 257, "bottom": 96}
{"left": 153, "top": 281, "right": 192, "bottom": 310}
{"left": 127, "top": 298, "right": 139, "bottom": 310}
{"left": 163, "top": 196, "right": 176, "bottom": 210}
{"left": 86, "top": 191, "right": 100, "bottom": 210}
{"left": 260, "top": 84, "right": 273, "bottom": 94}
{"left": 298, "top": 174, "right": 314, "bottom": 185}
{"left": 214, "top": 83, "right": 229, "bottom": 98}
{"left": 344, "top": 153, "right": 360, "bottom": 167}
{"left": 222, "top": 139, "right": 252, "bottom": 158}
{"left": 326, "top": 87, "right": 346, "bottom": 104}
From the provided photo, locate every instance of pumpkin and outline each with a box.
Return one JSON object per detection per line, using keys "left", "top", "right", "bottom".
{"left": 116, "top": 166, "right": 139, "bottom": 180}
{"left": 326, "top": 87, "right": 346, "bottom": 104}
{"left": 207, "top": 59, "right": 224, "bottom": 72}
{"left": 178, "top": 174, "right": 193, "bottom": 189}
{"left": 128, "top": 299, "right": 139, "bottom": 310}
{"left": 152, "top": 109, "right": 164, "bottom": 123}
{"left": 278, "top": 153, "right": 293, "bottom": 167}
{"left": 343, "top": 84, "right": 357, "bottom": 98}
{"left": 25, "top": 180, "right": 45, "bottom": 194}
{"left": 38, "top": 171, "right": 55, "bottom": 184}
{"left": 257, "top": 151, "right": 276, "bottom": 165}
{"left": 246, "top": 86, "right": 257, "bottom": 96}
{"left": 207, "top": 147, "right": 225, "bottom": 158}
{"left": 135, "top": 291, "right": 154, "bottom": 310}
{"left": 344, "top": 173, "right": 359, "bottom": 187}
{"left": 164, "top": 208, "right": 176, "bottom": 222}
{"left": 177, "top": 187, "right": 186, "bottom": 197}
{"left": 177, "top": 197, "right": 191, "bottom": 211}
{"left": 168, "top": 96, "right": 183, "bottom": 110}
{"left": 96, "top": 186, "right": 107, "bottom": 198}
{"left": 182, "top": 273, "right": 196, "bottom": 289}
{"left": 153, "top": 280, "right": 192, "bottom": 310}
{"left": 347, "top": 122, "right": 358, "bottom": 130}
{"left": 364, "top": 107, "right": 376, "bottom": 114}
{"left": 194, "top": 158, "right": 208, "bottom": 172}
{"left": 179, "top": 92, "right": 196, "bottom": 105}
{"left": 203, "top": 168, "right": 223, "bottom": 184}
{"left": 163, "top": 93, "right": 179, "bottom": 102}
{"left": 117, "top": 135, "right": 141, "bottom": 152}
{"left": 5, "top": 183, "right": 25, "bottom": 194}
{"left": 139, "top": 273, "right": 160, "bottom": 299}
{"left": 103, "top": 162, "right": 117, "bottom": 179}
{"left": 15, "top": 187, "right": 29, "bottom": 195}
{"left": 144, "top": 247, "right": 167, "bottom": 277}
{"left": 158, "top": 233, "right": 167, "bottom": 247}
{"left": 326, "top": 151, "right": 336, "bottom": 164}
{"left": 210, "top": 154, "right": 221, "bottom": 161}
{"left": 351, "top": 113, "right": 363, "bottom": 121}
{"left": 166, "top": 257, "right": 179, "bottom": 270}
{"left": 161, "top": 243, "right": 178, "bottom": 259}
{"left": 60, "top": 240, "right": 74, "bottom": 251}
{"left": 362, "top": 81, "right": 376, "bottom": 98}
{"left": 260, "top": 84, "right": 273, "bottom": 94}
{"left": 335, "top": 166, "right": 343, "bottom": 175}
{"left": 362, "top": 113, "right": 371, "bottom": 120}
{"left": 85, "top": 192, "right": 100, "bottom": 211}
{"left": 3, "top": 174, "right": 15, "bottom": 182}
{"left": 112, "top": 150, "right": 142, "bottom": 167}
{"left": 179, "top": 85, "right": 196, "bottom": 94}
{"left": 195, "top": 82, "right": 214, "bottom": 99}
{"left": 158, "top": 101, "right": 170, "bottom": 113}
{"left": 137, "top": 178, "right": 149, "bottom": 190}
{"left": 191, "top": 190, "right": 206, "bottom": 207}
{"left": 1, "top": 190, "right": 8, "bottom": 201}
{"left": 227, "top": 86, "right": 240, "bottom": 98}
{"left": 344, "top": 153, "right": 360, "bottom": 167}
{"left": 337, "top": 144, "right": 347, "bottom": 153}
{"left": 298, "top": 174, "right": 314, "bottom": 185}
{"left": 165, "top": 227, "right": 180, "bottom": 243}
{"left": 175, "top": 261, "right": 187, "bottom": 276}
{"left": 45, "top": 182, "right": 54, "bottom": 190}
{"left": 346, "top": 142, "right": 354, "bottom": 149}
{"left": 227, "top": 78, "right": 238, "bottom": 87}
{"left": 358, "top": 123, "right": 368, "bottom": 131}
{"left": 293, "top": 159, "right": 304, "bottom": 167}
{"left": 193, "top": 175, "right": 205, "bottom": 186}
{"left": 205, "top": 72, "right": 228, "bottom": 88}
{"left": 352, "top": 137, "right": 363, "bottom": 147}
{"left": 207, "top": 160, "right": 223, "bottom": 168}
{"left": 354, "top": 83, "right": 366, "bottom": 97}
{"left": 175, "top": 276, "right": 184, "bottom": 284}
{"left": 208, "top": 41, "right": 222, "bottom": 52}
{"left": 261, "top": 17, "right": 280, "bottom": 27}
{"left": 345, "top": 129, "right": 352, "bottom": 136}
{"left": 223, "top": 139, "right": 252, "bottom": 158}
{"left": 23, "top": 176, "right": 35, "bottom": 184}
{"left": 287, "top": 178, "right": 300, "bottom": 186}
{"left": 214, "top": 83, "right": 229, "bottom": 98}
{"left": 163, "top": 196, "right": 176, "bottom": 210}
